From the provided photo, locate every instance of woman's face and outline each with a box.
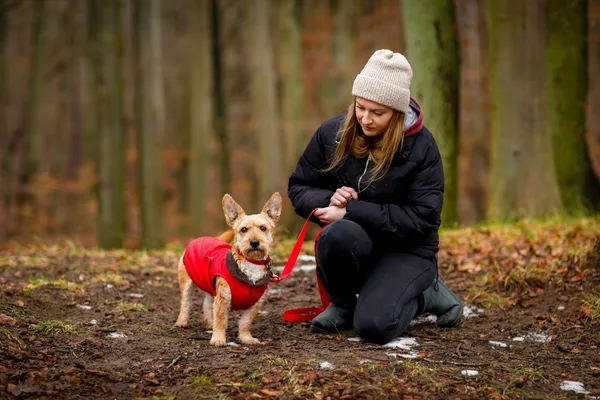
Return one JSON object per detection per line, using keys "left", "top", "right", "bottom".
{"left": 355, "top": 97, "right": 394, "bottom": 137}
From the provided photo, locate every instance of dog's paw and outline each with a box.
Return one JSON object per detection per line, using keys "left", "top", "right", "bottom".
{"left": 174, "top": 319, "right": 188, "bottom": 328}
{"left": 210, "top": 334, "right": 227, "bottom": 347}
{"left": 239, "top": 335, "right": 261, "bottom": 345}
{"left": 203, "top": 319, "right": 213, "bottom": 330}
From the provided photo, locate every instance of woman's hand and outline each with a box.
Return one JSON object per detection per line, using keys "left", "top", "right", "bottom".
{"left": 329, "top": 186, "right": 358, "bottom": 208}
{"left": 314, "top": 206, "right": 346, "bottom": 224}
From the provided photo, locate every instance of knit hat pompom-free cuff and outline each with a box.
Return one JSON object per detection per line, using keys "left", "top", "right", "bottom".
{"left": 351, "top": 49, "right": 412, "bottom": 113}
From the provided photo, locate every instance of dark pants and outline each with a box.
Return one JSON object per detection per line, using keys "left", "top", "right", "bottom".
{"left": 316, "top": 220, "right": 436, "bottom": 344}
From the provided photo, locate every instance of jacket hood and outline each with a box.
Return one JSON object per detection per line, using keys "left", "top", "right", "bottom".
{"left": 404, "top": 97, "right": 423, "bottom": 137}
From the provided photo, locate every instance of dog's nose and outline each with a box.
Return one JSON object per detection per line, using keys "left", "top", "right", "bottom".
{"left": 250, "top": 239, "right": 260, "bottom": 248}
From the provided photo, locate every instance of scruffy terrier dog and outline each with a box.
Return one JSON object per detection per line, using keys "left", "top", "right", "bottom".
{"left": 175, "top": 192, "right": 282, "bottom": 346}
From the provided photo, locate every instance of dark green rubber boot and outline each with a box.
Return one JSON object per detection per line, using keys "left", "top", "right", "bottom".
{"left": 420, "top": 277, "right": 463, "bottom": 328}
{"left": 310, "top": 301, "right": 354, "bottom": 333}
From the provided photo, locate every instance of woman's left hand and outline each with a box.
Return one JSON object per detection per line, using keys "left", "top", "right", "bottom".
{"left": 314, "top": 206, "right": 346, "bottom": 224}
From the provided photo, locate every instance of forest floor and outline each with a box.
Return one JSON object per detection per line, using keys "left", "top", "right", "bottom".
{"left": 0, "top": 217, "right": 599, "bottom": 400}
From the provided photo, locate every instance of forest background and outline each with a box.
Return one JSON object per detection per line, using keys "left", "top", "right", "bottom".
{"left": 1, "top": 0, "right": 599, "bottom": 250}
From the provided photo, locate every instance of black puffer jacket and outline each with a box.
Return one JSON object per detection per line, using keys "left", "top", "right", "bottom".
{"left": 288, "top": 98, "right": 444, "bottom": 254}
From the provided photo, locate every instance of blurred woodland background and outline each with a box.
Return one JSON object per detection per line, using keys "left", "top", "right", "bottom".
{"left": 0, "top": 0, "right": 599, "bottom": 249}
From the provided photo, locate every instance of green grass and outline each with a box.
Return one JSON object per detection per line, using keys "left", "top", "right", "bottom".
{"left": 113, "top": 302, "right": 149, "bottom": 312}
{"left": 23, "top": 278, "right": 86, "bottom": 294}
{"left": 33, "top": 320, "right": 82, "bottom": 335}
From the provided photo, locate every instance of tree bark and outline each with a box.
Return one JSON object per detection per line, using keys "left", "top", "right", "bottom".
{"left": 486, "top": 0, "right": 563, "bottom": 220}
{"left": 548, "top": 0, "right": 600, "bottom": 213}
{"left": 323, "top": 0, "right": 358, "bottom": 117}
{"left": 402, "top": 0, "right": 460, "bottom": 225}
{"left": 187, "top": 0, "right": 217, "bottom": 235}
{"left": 134, "top": 0, "right": 165, "bottom": 248}
{"left": 243, "top": 0, "right": 284, "bottom": 206}
{"left": 587, "top": 0, "right": 600, "bottom": 194}
{"left": 219, "top": 0, "right": 255, "bottom": 212}
{"left": 277, "top": 0, "right": 305, "bottom": 232}
{"left": 89, "top": 0, "right": 126, "bottom": 248}
{"left": 455, "top": 0, "right": 489, "bottom": 225}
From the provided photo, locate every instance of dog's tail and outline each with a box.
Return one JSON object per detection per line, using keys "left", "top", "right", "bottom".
{"left": 217, "top": 230, "right": 234, "bottom": 243}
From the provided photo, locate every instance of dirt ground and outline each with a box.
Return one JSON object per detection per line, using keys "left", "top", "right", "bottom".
{"left": 1, "top": 218, "right": 599, "bottom": 399}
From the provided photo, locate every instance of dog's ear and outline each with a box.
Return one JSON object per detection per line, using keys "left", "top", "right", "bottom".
{"left": 222, "top": 194, "right": 245, "bottom": 227}
{"left": 261, "top": 192, "right": 282, "bottom": 224}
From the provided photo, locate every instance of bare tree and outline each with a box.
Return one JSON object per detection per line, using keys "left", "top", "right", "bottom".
{"left": 455, "top": 0, "right": 489, "bottom": 224}
{"left": 486, "top": 0, "right": 563, "bottom": 219}
{"left": 134, "top": 0, "right": 165, "bottom": 248}
{"left": 548, "top": 0, "right": 600, "bottom": 213}
{"left": 403, "top": 0, "right": 460, "bottom": 225}
{"left": 89, "top": 0, "right": 126, "bottom": 248}
{"left": 187, "top": 0, "right": 217, "bottom": 235}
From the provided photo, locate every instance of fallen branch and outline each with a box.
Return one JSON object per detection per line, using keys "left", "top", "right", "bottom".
{"left": 166, "top": 355, "right": 181, "bottom": 369}
{"left": 418, "top": 358, "right": 489, "bottom": 367}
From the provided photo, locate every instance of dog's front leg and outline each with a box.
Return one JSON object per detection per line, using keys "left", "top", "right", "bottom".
{"left": 238, "top": 290, "right": 267, "bottom": 345}
{"left": 210, "top": 277, "right": 231, "bottom": 346}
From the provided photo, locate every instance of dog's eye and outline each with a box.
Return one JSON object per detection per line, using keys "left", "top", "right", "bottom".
{"left": 260, "top": 226, "right": 267, "bottom": 232}
{"left": 241, "top": 227, "right": 248, "bottom": 233}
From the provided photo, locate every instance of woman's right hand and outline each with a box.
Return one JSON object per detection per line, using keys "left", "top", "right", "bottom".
{"left": 329, "top": 186, "right": 358, "bottom": 208}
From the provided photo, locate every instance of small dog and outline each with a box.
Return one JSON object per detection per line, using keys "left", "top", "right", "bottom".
{"left": 175, "top": 192, "right": 282, "bottom": 346}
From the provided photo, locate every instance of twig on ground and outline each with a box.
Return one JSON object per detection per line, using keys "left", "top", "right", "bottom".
{"left": 166, "top": 355, "right": 181, "bottom": 369}
{"left": 419, "top": 358, "right": 489, "bottom": 367}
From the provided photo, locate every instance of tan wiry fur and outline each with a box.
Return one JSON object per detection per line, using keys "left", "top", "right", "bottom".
{"left": 175, "top": 192, "right": 282, "bottom": 346}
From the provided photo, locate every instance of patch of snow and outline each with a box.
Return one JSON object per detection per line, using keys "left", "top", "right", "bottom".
{"left": 511, "top": 333, "right": 552, "bottom": 343}
{"left": 77, "top": 305, "right": 93, "bottom": 310}
{"left": 489, "top": 341, "right": 507, "bottom": 348}
{"left": 384, "top": 337, "right": 418, "bottom": 350}
{"left": 205, "top": 330, "right": 213, "bottom": 334}
{"left": 107, "top": 332, "right": 126, "bottom": 339}
{"left": 128, "top": 293, "right": 144, "bottom": 298}
{"left": 299, "top": 255, "right": 316, "bottom": 262}
{"left": 106, "top": 284, "right": 114, "bottom": 289}
{"left": 359, "top": 359, "right": 371, "bottom": 364}
{"left": 347, "top": 337, "right": 362, "bottom": 342}
{"left": 558, "top": 305, "right": 565, "bottom": 311}
{"left": 463, "top": 305, "right": 484, "bottom": 318}
{"left": 227, "top": 342, "right": 240, "bottom": 347}
{"left": 387, "top": 352, "right": 419, "bottom": 359}
{"left": 461, "top": 370, "right": 479, "bottom": 377}
{"left": 560, "top": 381, "right": 590, "bottom": 395}
{"left": 319, "top": 361, "right": 334, "bottom": 369}
{"left": 90, "top": 319, "right": 97, "bottom": 325}
{"left": 410, "top": 314, "right": 437, "bottom": 325}
{"left": 259, "top": 310, "right": 269, "bottom": 315}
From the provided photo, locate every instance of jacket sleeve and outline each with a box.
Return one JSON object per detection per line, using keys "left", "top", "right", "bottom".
{"left": 288, "top": 126, "right": 335, "bottom": 222}
{"left": 343, "top": 139, "right": 444, "bottom": 240}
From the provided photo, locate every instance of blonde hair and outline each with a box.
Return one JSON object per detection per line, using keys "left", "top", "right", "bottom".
{"left": 323, "top": 100, "right": 406, "bottom": 189}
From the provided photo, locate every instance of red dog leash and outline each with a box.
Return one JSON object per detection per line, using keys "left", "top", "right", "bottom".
{"left": 270, "top": 210, "right": 331, "bottom": 322}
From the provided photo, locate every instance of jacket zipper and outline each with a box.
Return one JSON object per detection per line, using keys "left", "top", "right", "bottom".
{"left": 357, "top": 153, "right": 371, "bottom": 193}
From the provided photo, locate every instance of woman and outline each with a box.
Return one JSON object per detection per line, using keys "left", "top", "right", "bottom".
{"left": 288, "top": 49, "right": 463, "bottom": 344}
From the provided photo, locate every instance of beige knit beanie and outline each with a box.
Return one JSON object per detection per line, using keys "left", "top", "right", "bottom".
{"left": 351, "top": 49, "right": 412, "bottom": 113}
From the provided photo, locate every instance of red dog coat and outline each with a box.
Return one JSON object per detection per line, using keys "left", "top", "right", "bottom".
{"left": 183, "top": 237, "right": 270, "bottom": 310}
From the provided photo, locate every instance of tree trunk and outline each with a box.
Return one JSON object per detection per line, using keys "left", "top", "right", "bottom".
{"left": 402, "top": 0, "right": 460, "bottom": 226}
{"left": 219, "top": 0, "right": 255, "bottom": 213}
{"left": 548, "top": 0, "right": 600, "bottom": 213}
{"left": 134, "top": 0, "right": 165, "bottom": 249}
{"left": 588, "top": 0, "right": 600, "bottom": 189}
{"left": 277, "top": 0, "right": 305, "bottom": 232}
{"left": 187, "top": 0, "right": 217, "bottom": 235}
{"left": 323, "top": 0, "right": 358, "bottom": 117}
{"left": 0, "top": 0, "right": 7, "bottom": 240}
{"left": 455, "top": 0, "right": 489, "bottom": 225}
{"left": 486, "top": 0, "right": 563, "bottom": 220}
{"left": 243, "top": 0, "right": 284, "bottom": 205}
{"left": 89, "top": 0, "right": 126, "bottom": 248}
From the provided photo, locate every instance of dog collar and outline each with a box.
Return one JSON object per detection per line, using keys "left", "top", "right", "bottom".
{"left": 235, "top": 247, "right": 272, "bottom": 266}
